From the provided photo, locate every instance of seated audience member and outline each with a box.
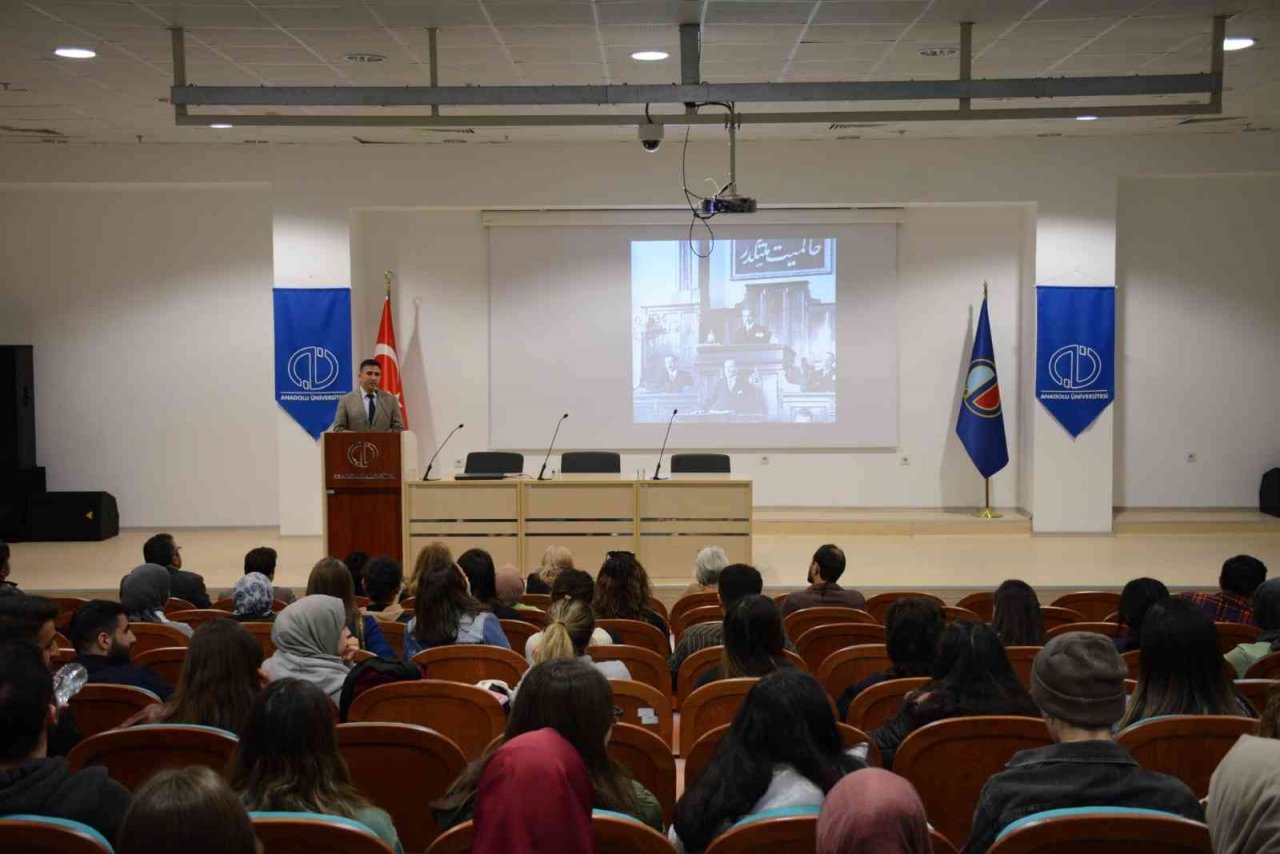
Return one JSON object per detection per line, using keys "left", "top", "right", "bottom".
{"left": 119, "top": 563, "right": 193, "bottom": 637}
{"left": 229, "top": 678, "right": 402, "bottom": 853}
{"left": 468, "top": 729, "right": 593, "bottom": 854}
{"left": 1120, "top": 596, "right": 1248, "bottom": 727}
{"left": 873, "top": 621, "right": 1038, "bottom": 770}
{"left": 964, "top": 633, "right": 1203, "bottom": 853}
{"left": 694, "top": 594, "right": 791, "bottom": 690}
{"left": 230, "top": 572, "right": 276, "bottom": 623}
{"left": 342, "top": 550, "right": 370, "bottom": 595}
{"left": 116, "top": 766, "right": 257, "bottom": 854}
{"left": 592, "top": 551, "right": 669, "bottom": 636}
{"left": 1206, "top": 734, "right": 1280, "bottom": 854}
{"left": 526, "top": 544, "right": 575, "bottom": 595}
{"left": 306, "top": 557, "right": 393, "bottom": 658}
{"left": 262, "top": 596, "right": 356, "bottom": 704}
{"left": 1227, "top": 578, "right": 1280, "bottom": 677}
{"left": 0, "top": 594, "right": 80, "bottom": 756}
{"left": 780, "top": 544, "right": 865, "bottom": 616}
{"left": 682, "top": 545, "right": 730, "bottom": 598}
{"left": 817, "top": 768, "right": 930, "bottom": 854}
{"left": 143, "top": 532, "right": 210, "bottom": 608}
{"left": 0, "top": 539, "right": 15, "bottom": 590}
{"left": 837, "top": 596, "right": 944, "bottom": 721}
{"left": 404, "top": 562, "right": 510, "bottom": 658}
{"left": 495, "top": 563, "right": 532, "bottom": 612}
{"left": 221, "top": 546, "right": 295, "bottom": 605}
{"left": 459, "top": 548, "right": 523, "bottom": 620}
{"left": 672, "top": 669, "right": 865, "bottom": 852}
{"left": 68, "top": 599, "right": 172, "bottom": 699}
{"left": 526, "top": 568, "right": 613, "bottom": 661}
{"left": 126, "top": 618, "right": 264, "bottom": 734}
{"left": 0, "top": 641, "right": 132, "bottom": 840}
{"left": 435, "top": 658, "right": 663, "bottom": 831}
{"left": 1181, "top": 554, "right": 1268, "bottom": 625}
{"left": 1115, "top": 577, "right": 1169, "bottom": 653}
{"left": 669, "top": 563, "right": 763, "bottom": 678}
{"left": 408, "top": 540, "right": 453, "bottom": 592}
{"left": 362, "top": 556, "right": 411, "bottom": 623}
{"left": 991, "top": 579, "right": 1047, "bottom": 646}
{"left": 529, "top": 599, "right": 630, "bottom": 680}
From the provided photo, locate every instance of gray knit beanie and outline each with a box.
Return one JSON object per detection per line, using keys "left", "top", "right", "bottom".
{"left": 1030, "top": 632, "right": 1127, "bottom": 727}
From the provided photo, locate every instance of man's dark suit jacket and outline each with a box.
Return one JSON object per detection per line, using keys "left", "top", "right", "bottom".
{"left": 167, "top": 566, "right": 210, "bottom": 608}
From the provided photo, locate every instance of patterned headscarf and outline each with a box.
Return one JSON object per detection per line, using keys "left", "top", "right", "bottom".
{"left": 233, "top": 572, "right": 275, "bottom": 617}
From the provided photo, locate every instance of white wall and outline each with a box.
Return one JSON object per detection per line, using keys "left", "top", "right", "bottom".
{"left": 0, "top": 184, "right": 277, "bottom": 527}
{"left": 1116, "top": 174, "right": 1280, "bottom": 507}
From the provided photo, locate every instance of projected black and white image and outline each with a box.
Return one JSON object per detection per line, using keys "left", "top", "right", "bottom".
{"left": 632, "top": 237, "right": 837, "bottom": 424}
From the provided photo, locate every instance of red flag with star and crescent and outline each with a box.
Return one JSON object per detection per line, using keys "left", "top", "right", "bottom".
{"left": 374, "top": 296, "right": 409, "bottom": 428}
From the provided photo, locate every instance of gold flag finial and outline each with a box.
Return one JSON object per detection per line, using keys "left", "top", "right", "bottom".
{"left": 383, "top": 270, "right": 393, "bottom": 297}
{"left": 983, "top": 280, "right": 988, "bottom": 299}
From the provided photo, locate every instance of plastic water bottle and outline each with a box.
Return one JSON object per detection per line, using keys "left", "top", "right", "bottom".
{"left": 52, "top": 663, "right": 88, "bottom": 708}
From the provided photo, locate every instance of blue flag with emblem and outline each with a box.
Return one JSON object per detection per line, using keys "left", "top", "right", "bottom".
{"left": 956, "top": 290, "right": 1009, "bottom": 479}
{"left": 273, "top": 287, "right": 352, "bottom": 440}
{"left": 1036, "top": 285, "right": 1116, "bottom": 438}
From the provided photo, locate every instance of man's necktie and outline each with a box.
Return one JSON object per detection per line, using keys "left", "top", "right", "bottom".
{"left": 366, "top": 393, "right": 376, "bottom": 426}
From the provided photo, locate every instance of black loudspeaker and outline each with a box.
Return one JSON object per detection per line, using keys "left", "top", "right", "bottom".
{"left": 27, "top": 492, "right": 119, "bottom": 542}
{"left": 0, "top": 466, "right": 45, "bottom": 540}
{"left": 1263, "top": 468, "right": 1280, "bottom": 519}
{"left": 0, "top": 345, "right": 36, "bottom": 470}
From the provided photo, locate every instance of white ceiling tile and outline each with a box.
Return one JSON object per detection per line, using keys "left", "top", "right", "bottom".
{"left": 792, "top": 41, "right": 891, "bottom": 61}
{"left": 595, "top": 1, "right": 698, "bottom": 26}
{"left": 599, "top": 26, "right": 680, "bottom": 48}
{"left": 703, "top": 24, "right": 806, "bottom": 44}
{"left": 709, "top": 2, "right": 828, "bottom": 26}
{"left": 497, "top": 26, "right": 600, "bottom": 47}
{"left": 812, "top": 2, "right": 932, "bottom": 26}
{"left": 484, "top": 3, "right": 596, "bottom": 26}
{"left": 142, "top": 4, "right": 272, "bottom": 29}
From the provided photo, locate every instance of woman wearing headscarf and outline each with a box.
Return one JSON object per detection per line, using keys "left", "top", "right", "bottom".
{"left": 230, "top": 572, "right": 276, "bottom": 622}
{"left": 120, "top": 563, "right": 193, "bottom": 637}
{"left": 817, "top": 769, "right": 930, "bottom": 854}
{"left": 261, "top": 595, "right": 355, "bottom": 703}
{"left": 1207, "top": 734, "right": 1280, "bottom": 854}
{"left": 1226, "top": 579, "right": 1280, "bottom": 677}
{"left": 472, "top": 728, "right": 593, "bottom": 854}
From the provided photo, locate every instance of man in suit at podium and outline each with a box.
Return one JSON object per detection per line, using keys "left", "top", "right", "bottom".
{"left": 331, "top": 359, "right": 404, "bottom": 432}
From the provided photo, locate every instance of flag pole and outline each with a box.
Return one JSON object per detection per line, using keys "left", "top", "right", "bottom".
{"left": 976, "top": 281, "right": 1001, "bottom": 519}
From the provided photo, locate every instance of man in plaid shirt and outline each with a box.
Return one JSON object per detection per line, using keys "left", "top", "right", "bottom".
{"left": 668, "top": 564, "right": 764, "bottom": 689}
{"left": 1179, "top": 555, "right": 1268, "bottom": 626}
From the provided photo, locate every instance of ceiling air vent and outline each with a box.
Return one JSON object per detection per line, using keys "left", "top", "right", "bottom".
{"left": 1177, "top": 116, "right": 1240, "bottom": 125}
{"left": 829, "top": 123, "right": 886, "bottom": 130}
{"left": 344, "top": 53, "right": 386, "bottom": 63}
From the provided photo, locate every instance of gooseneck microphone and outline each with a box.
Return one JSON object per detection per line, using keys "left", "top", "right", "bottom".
{"left": 652, "top": 409, "right": 678, "bottom": 481}
{"left": 537, "top": 413, "right": 570, "bottom": 481}
{"left": 422, "top": 423, "right": 464, "bottom": 481}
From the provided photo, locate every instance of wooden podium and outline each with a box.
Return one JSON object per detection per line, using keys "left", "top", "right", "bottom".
{"left": 323, "top": 432, "right": 417, "bottom": 563}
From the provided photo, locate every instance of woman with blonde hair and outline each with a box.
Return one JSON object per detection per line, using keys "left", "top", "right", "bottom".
{"left": 526, "top": 544, "right": 575, "bottom": 594}
{"left": 532, "top": 599, "right": 630, "bottom": 681}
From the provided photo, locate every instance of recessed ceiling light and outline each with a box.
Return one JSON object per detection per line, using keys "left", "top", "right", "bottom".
{"left": 1223, "top": 37, "right": 1256, "bottom": 51}
{"left": 918, "top": 47, "right": 958, "bottom": 58}
{"left": 344, "top": 52, "right": 386, "bottom": 63}
{"left": 1076, "top": 115, "right": 1099, "bottom": 121}
{"left": 631, "top": 51, "right": 669, "bottom": 61}
{"left": 54, "top": 47, "right": 96, "bottom": 59}
{"left": 209, "top": 123, "right": 233, "bottom": 129}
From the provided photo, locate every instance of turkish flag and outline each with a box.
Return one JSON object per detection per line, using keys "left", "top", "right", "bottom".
{"left": 374, "top": 296, "right": 409, "bottom": 428}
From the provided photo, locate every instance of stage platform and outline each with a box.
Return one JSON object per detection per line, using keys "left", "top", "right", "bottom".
{"left": 8, "top": 508, "right": 1277, "bottom": 604}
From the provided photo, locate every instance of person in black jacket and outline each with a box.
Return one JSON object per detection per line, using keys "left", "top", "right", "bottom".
{"left": 0, "top": 641, "right": 132, "bottom": 840}
{"left": 143, "top": 532, "right": 210, "bottom": 608}
{"left": 0, "top": 593, "right": 82, "bottom": 757}
{"left": 68, "top": 600, "right": 172, "bottom": 700}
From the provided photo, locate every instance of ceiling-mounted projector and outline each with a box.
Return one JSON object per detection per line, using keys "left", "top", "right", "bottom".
{"left": 700, "top": 192, "right": 758, "bottom": 215}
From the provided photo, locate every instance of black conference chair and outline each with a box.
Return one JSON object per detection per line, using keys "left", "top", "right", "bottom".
{"left": 464, "top": 452, "right": 525, "bottom": 475}
{"left": 560, "top": 451, "right": 621, "bottom": 474}
{"left": 670, "top": 453, "right": 730, "bottom": 474}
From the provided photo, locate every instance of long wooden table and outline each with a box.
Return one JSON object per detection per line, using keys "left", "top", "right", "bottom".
{"left": 403, "top": 476, "right": 752, "bottom": 583}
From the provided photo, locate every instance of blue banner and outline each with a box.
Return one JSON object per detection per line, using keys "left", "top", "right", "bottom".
{"left": 957, "top": 293, "right": 1009, "bottom": 479}
{"left": 1036, "top": 286, "right": 1115, "bottom": 438}
{"left": 273, "top": 288, "right": 352, "bottom": 439}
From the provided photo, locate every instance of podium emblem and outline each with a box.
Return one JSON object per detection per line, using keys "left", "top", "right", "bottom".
{"left": 347, "top": 441, "right": 380, "bottom": 469}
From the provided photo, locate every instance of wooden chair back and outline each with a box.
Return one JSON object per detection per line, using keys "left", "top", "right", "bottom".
{"left": 608, "top": 722, "right": 677, "bottom": 828}
{"left": 54, "top": 630, "right": 72, "bottom": 649}
{"left": 1045, "top": 621, "right": 1126, "bottom": 640}
{"left": 956, "top": 591, "right": 995, "bottom": 621}
{"left": 250, "top": 812, "right": 393, "bottom": 853}
{"left": 815, "top": 644, "right": 892, "bottom": 699}
{"left": 499, "top": 619, "right": 539, "bottom": 656}
{"left": 846, "top": 676, "right": 931, "bottom": 731}
{"left": 53, "top": 596, "right": 89, "bottom": 630}
{"left": 987, "top": 809, "right": 1212, "bottom": 853}
{"left": 243, "top": 620, "right": 277, "bottom": 658}
{"left": 1039, "top": 606, "right": 1086, "bottom": 632}
{"left": 589, "top": 644, "right": 671, "bottom": 699}
{"left": 1005, "top": 646, "right": 1045, "bottom": 689}
{"left": 67, "top": 723, "right": 238, "bottom": 791}
{"left": 1122, "top": 648, "right": 1141, "bottom": 680}
{"left": 400, "top": 596, "right": 416, "bottom": 612}
{"left": 685, "top": 722, "right": 870, "bottom": 792}
{"left": 931, "top": 827, "right": 959, "bottom": 853}
{"left": 895, "top": 716, "right": 1053, "bottom": 848}
{"left": 592, "top": 812, "right": 675, "bottom": 853}
{"left": 166, "top": 609, "right": 233, "bottom": 631}
{"left": 130, "top": 646, "right": 188, "bottom": 687}
{"left": 126, "top": 622, "right": 190, "bottom": 654}
{"left": 943, "top": 605, "right": 981, "bottom": 623}
{"left": 784, "top": 606, "right": 878, "bottom": 640}
{"left": 211, "top": 598, "right": 236, "bottom": 612}
{"left": 865, "top": 592, "right": 946, "bottom": 624}
{"left": 610, "top": 678, "right": 674, "bottom": 749}
{"left": 679, "top": 678, "right": 758, "bottom": 755}
{"left": 425, "top": 818, "right": 474, "bottom": 853}
{"left": 164, "top": 597, "right": 197, "bottom": 614}
{"left": 670, "top": 591, "right": 721, "bottom": 628}
{"left": 783, "top": 648, "right": 808, "bottom": 672}
{"left": 1245, "top": 651, "right": 1280, "bottom": 680}
{"left": 53, "top": 647, "right": 78, "bottom": 666}
{"left": 354, "top": 595, "right": 371, "bottom": 608}
{"left": 337, "top": 722, "right": 467, "bottom": 851}
{"left": 346, "top": 680, "right": 505, "bottom": 760}
{"left": 513, "top": 608, "right": 547, "bottom": 628}
{"left": 520, "top": 593, "right": 552, "bottom": 609}
{"left": 705, "top": 812, "right": 817, "bottom": 854}
{"left": 1216, "top": 621, "right": 1262, "bottom": 655}
{"left": 673, "top": 605, "right": 723, "bottom": 640}
{"left": 350, "top": 649, "right": 377, "bottom": 663}
{"left": 411, "top": 645, "right": 527, "bottom": 686}
{"left": 375, "top": 620, "right": 406, "bottom": 659}
{"left": 676, "top": 646, "right": 725, "bottom": 707}
{"left": 68, "top": 683, "right": 163, "bottom": 738}
{"left": 597, "top": 618, "right": 670, "bottom": 657}
{"left": 1049, "top": 591, "right": 1122, "bottom": 623}
{"left": 797, "top": 622, "right": 886, "bottom": 673}
{"left": 1233, "top": 679, "right": 1278, "bottom": 716}
{"left": 646, "top": 596, "right": 670, "bottom": 625}
{"left": 0, "top": 816, "right": 113, "bottom": 853}
{"left": 1116, "top": 714, "right": 1257, "bottom": 798}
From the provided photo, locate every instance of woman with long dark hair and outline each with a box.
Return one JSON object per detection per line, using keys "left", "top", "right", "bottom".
{"left": 1115, "top": 577, "right": 1169, "bottom": 653}
{"left": 458, "top": 548, "right": 522, "bottom": 620}
{"left": 872, "top": 620, "right": 1038, "bottom": 770}
{"left": 991, "top": 579, "right": 1046, "bottom": 647}
{"left": 403, "top": 562, "right": 510, "bottom": 658}
{"left": 434, "top": 658, "right": 662, "bottom": 831}
{"left": 1120, "top": 596, "right": 1245, "bottom": 727}
{"left": 837, "top": 596, "right": 944, "bottom": 721}
{"left": 1226, "top": 578, "right": 1280, "bottom": 677}
{"left": 229, "top": 678, "right": 402, "bottom": 853}
{"left": 592, "top": 551, "right": 668, "bottom": 636}
{"left": 116, "top": 767, "right": 258, "bottom": 854}
{"left": 673, "top": 669, "right": 864, "bottom": 852}
{"left": 306, "top": 557, "right": 393, "bottom": 658}
{"left": 695, "top": 594, "right": 789, "bottom": 689}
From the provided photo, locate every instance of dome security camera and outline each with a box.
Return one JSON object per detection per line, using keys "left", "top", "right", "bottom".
{"left": 638, "top": 122, "right": 664, "bottom": 152}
